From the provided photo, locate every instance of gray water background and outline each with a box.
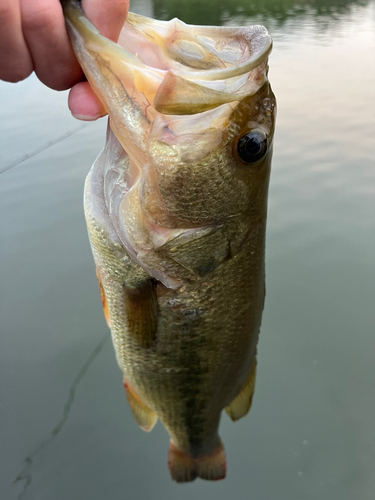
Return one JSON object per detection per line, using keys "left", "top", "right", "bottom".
{"left": 1, "top": 0, "right": 374, "bottom": 498}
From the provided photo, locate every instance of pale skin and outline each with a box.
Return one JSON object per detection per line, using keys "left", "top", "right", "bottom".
{"left": 0, "top": 0, "right": 129, "bottom": 120}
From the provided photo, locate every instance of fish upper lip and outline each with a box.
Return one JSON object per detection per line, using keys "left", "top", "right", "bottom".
{"left": 120, "top": 12, "right": 272, "bottom": 81}
{"left": 123, "top": 13, "right": 273, "bottom": 81}
{"left": 64, "top": 4, "right": 272, "bottom": 83}
{"left": 64, "top": 5, "right": 272, "bottom": 117}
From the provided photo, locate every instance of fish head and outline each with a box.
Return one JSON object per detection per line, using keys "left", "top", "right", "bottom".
{"left": 64, "top": 1, "right": 276, "bottom": 284}
{"left": 143, "top": 81, "right": 276, "bottom": 229}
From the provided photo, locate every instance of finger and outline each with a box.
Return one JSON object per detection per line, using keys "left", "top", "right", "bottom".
{"left": 69, "top": 0, "right": 129, "bottom": 120}
{"left": 20, "top": 0, "right": 82, "bottom": 91}
{"left": 68, "top": 82, "right": 106, "bottom": 121}
{"left": 82, "top": 0, "right": 129, "bottom": 41}
{"left": 0, "top": 0, "right": 33, "bottom": 82}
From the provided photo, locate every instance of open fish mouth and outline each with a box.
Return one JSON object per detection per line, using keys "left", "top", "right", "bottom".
{"left": 64, "top": 1, "right": 272, "bottom": 116}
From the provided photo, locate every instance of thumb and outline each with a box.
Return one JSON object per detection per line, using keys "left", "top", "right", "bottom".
{"left": 68, "top": 0, "right": 129, "bottom": 121}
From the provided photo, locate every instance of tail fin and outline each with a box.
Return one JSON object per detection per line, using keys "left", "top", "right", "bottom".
{"left": 168, "top": 440, "right": 226, "bottom": 483}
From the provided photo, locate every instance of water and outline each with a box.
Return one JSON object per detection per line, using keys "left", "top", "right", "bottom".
{"left": 1, "top": 0, "right": 374, "bottom": 498}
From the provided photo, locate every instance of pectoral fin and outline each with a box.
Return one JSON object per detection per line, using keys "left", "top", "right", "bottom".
{"left": 124, "top": 280, "right": 158, "bottom": 349}
{"left": 124, "top": 380, "right": 158, "bottom": 432}
{"left": 160, "top": 226, "right": 230, "bottom": 278}
{"left": 225, "top": 358, "right": 257, "bottom": 422}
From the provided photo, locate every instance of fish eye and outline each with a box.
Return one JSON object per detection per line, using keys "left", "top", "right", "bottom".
{"left": 237, "top": 129, "right": 268, "bottom": 164}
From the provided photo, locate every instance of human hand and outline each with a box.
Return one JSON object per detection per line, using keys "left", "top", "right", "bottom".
{"left": 0, "top": 0, "right": 129, "bottom": 120}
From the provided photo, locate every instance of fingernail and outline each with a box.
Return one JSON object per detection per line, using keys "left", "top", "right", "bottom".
{"left": 71, "top": 112, "right": 105, "bottom": 121}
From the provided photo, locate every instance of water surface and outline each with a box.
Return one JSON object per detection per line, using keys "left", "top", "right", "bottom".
{"left": 1, "top": 0, "right": 374, "bottom": 499}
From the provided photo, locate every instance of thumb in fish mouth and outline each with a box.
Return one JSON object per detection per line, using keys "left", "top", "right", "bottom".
{"left": 68, "top": 81, "right": 106, "bottom": 120}
{"left": 67, "top": 0, "right": 129, "bottom": 120}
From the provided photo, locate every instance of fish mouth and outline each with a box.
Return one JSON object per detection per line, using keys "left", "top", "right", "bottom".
{"left": 122, "top": 13, "right": 272, "bottom": 81}
{"left": 64, "top": 1, "right": 272, "bottom": 117}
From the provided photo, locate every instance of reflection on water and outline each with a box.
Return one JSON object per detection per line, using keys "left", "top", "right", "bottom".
{"left": 153, "top": 0, "right": 371, "bottom": 25}
{"left": 13, "top": 335, "right": 108, "bottom": 500}
{"left": 1, "top": 0, "right": 374, "bottom": 498}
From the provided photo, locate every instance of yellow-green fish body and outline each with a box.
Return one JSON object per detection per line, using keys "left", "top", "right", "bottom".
{"left": 64, "top": 0, "right": 276, "bottom": 482}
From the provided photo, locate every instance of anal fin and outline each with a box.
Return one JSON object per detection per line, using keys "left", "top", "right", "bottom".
{"left": 225, "top": 358, "right": 257, "bottom": 422}
{"left": 124, "top": 280, "right": 157, "bottom": 349}
{"left": 124, "top": 380, "right": 158, "bottom": 432}
{"left": 168, "top": 440, "right": 226, "bottom": 483}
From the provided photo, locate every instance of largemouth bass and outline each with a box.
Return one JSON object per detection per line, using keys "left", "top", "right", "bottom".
{"left": 64, "top": 0, "right": 276, "bottom": 482}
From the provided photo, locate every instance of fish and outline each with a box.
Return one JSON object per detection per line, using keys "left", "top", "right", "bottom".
{"left": 63, "top": 0, "right": 276, "bottom": 482}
